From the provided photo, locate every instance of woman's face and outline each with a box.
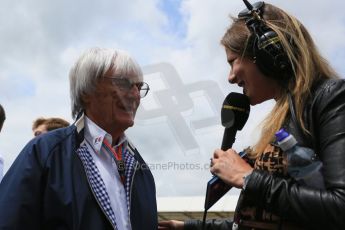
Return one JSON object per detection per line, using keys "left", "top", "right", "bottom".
{"left": 225, "top": 48, "right": 282, "bottom": 105}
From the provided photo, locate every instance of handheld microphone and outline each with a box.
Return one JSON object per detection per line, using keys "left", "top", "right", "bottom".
{"left": 221, "top": 92, "right": 250, "bottom": 151}
{"left": 204, "top": 92, "right": 250, "bottom": 211}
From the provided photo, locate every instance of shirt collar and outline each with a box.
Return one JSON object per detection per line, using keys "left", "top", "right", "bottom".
{"left": 84, "top": 116, "right": 128, "bottom": 153}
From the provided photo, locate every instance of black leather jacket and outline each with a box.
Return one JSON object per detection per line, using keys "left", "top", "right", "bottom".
{"left": 185, "top": 78, "right": 345, "bottom": 230}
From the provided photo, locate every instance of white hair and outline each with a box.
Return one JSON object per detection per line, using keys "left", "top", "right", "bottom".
{"left": 69, "top": 47, "right": 143, "bottom": 118}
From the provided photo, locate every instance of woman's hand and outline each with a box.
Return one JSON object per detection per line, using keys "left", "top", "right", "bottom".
{"left": 158, "top": 220, "right": 184, "bottom": 230}
{"left": 210, "top": 148, "right": 253, "bottom": 188}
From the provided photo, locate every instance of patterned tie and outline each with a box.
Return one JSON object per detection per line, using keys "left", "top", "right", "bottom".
{"left": 101, "top": 138, "right": 126, "bottom": 184}
{"left": 100, "top": 138, "right": 137, "bottom": 211}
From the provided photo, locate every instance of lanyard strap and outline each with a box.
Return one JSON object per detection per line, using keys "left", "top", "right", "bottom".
{"left": 103, "top": 139, "right": 126, "bottom": 184}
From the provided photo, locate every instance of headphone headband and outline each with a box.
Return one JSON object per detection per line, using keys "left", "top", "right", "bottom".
{"left": 238, "top": 1, "right": 264, "bottom": 19}
{"left": 238, "top": 0, "right": 293, "bottom": 81}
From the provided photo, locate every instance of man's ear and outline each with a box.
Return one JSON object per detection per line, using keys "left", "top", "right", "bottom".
{"left": 81, "top": 92, "right": 91, "bottom": 105}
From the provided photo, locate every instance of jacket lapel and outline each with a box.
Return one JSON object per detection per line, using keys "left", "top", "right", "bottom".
{"left": 76, "top": 143, "right": 118, "bottom": 229}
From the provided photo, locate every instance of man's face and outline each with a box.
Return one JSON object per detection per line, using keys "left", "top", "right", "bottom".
{"left": 83, "top": 69, "right": 141, "bottom": 137}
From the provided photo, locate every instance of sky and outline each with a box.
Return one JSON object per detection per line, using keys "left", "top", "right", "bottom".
{"left": 1, "top": 0, "right": 345, "bottom": 198}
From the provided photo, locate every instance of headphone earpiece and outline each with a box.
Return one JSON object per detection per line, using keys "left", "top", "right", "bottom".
{"left": 239, "top": 1, "right": 293, "bottom": 81}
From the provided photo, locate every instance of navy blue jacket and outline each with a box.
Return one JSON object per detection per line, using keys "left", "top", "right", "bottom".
{"left": 0, "top": 119, "right": 157, "bottom": 230}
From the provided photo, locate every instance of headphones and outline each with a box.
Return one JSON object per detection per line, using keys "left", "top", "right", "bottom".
{"left": 238, "top": 0, "right": 293, "bottom": 80}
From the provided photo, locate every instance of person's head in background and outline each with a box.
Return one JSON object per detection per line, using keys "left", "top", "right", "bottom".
{"left": 0, "top": 104, "right": 4, "bottom": 182}
{"left": 0, "top": 104, "right": 5, "bottom": 132}
{"left": 32, "top": 117, "right": 70, "bottom": 137}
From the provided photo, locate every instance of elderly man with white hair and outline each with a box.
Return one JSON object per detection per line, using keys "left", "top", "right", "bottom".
{"left": 0, "top": 48, "right": 156, "bottom": 230}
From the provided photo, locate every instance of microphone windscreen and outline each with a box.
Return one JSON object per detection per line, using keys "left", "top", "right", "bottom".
{"left": 221, "top": 109, "right": 234, "bottom": 128}
{"left": 221, "top": 92, "right": 250, "bottom": 130}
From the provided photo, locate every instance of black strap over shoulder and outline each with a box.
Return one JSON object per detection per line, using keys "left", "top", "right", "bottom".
{"left": 287, "top": 92, "right": 315, "bottom": 151}
{"left": 287, "top": 93, "right": 300, "bottom": 133}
